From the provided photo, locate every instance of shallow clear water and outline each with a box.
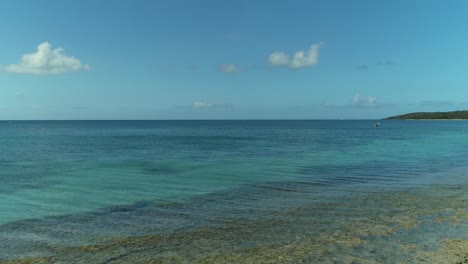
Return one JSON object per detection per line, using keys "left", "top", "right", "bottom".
{"left": 0, "top": 120, "right": 466, "bottom": 262}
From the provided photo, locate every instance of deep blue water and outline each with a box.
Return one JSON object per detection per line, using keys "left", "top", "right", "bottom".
{"left": 0, "top": 120, "right": 466, "bottom": 262}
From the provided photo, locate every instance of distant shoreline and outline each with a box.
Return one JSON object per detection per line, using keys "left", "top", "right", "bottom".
{"left": 385, "top": 111, "right": 468, "bottom": 120}
{"left": 402, "top": 119, "right": 468, "bottom": 121}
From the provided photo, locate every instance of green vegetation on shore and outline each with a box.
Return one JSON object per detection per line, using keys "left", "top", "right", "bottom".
{"left": 385, "top": 111, "right": 468, "bottom": 120}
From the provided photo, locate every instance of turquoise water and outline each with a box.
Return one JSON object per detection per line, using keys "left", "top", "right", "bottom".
{"left": 0, "top": 120, "right": 466, "bottom": 262}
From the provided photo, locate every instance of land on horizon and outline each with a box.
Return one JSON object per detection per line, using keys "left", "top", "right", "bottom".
{"left": 385, "top": 111, "right": 468, "bottom": 120}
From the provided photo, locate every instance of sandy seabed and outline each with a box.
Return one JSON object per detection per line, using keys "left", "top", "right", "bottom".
{"left": 1, "top": 182, "right": 466, "bottom": 264}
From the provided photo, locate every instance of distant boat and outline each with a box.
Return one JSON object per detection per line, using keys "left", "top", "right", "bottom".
{"left": 373, "top": 122, "right": 380, "bottom": 128}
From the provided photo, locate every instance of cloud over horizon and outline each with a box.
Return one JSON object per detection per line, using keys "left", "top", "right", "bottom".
{"left": 175, "top": 101, "right": 232, "bottom": 110}
{"left": 4, "top": 42, "right": 89, "bottom": 75}
{"left": 218, "top": 64, "right": 242, "bottom": 73}
{"left": 320, "top": 93, "right": 381, "bottom": 109}
{"left": 269, "top": 42, "right": 322, "bottom": 69}
{"left": 352, "top": 93, "right": 377, "bottom": 108}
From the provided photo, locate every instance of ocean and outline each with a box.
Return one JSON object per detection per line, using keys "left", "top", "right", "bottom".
{"left": 0, "top": 120, "right": 466, "bottom": 263}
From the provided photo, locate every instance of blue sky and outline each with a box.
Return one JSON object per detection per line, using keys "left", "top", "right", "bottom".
{"left": 1, "top": 0, "right": 468, "bottom": 119}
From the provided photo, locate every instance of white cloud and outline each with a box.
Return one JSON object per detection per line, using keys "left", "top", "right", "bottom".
{"left": 352, "top": 93, "right": 377, "bottom": 108}
{"left": 268, "top": 52, "right": 290, "bottom": 66}
{"left": 4, "top": 42, "right": 89, "bottom": 75}
{"left": 218, "top": 64, "right": 242, "bottom": 73}
{"left": 322, "top": 94, "right": 390, "bottom": 109}
{"left": 268, "top": 42, "right": 322, "bottom": 69}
